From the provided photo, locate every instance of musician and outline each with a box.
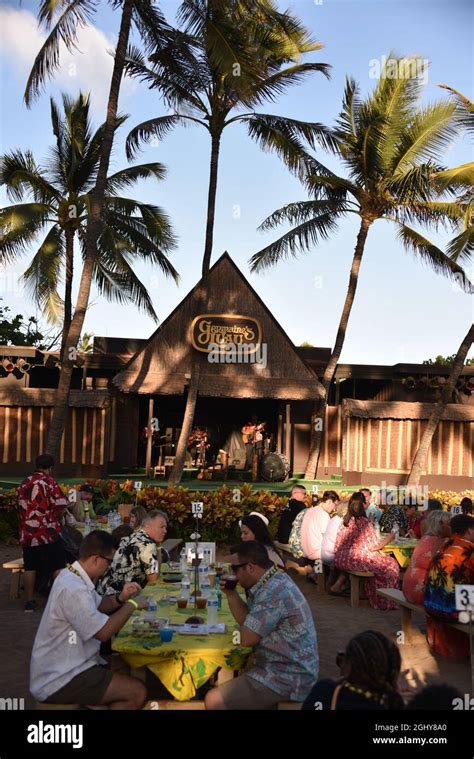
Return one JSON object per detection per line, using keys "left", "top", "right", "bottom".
{"left": 187, "top": 427, "right": 210, "bottom": 467}
{"left": 241, "top": 415, "right": 266, "bottom": 471}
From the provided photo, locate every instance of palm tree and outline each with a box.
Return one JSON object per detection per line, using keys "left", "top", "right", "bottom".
{"left": 23, "top": 0, "right": 170, "bottom": 459}
{"left": 125, "top": 0, "right": 331, "bottom": 482}
{"left": 249, "top": 57, "right": 472, "bottom": 479}
{"left": 77, "top": 332, "right": 95, "bottom": 353}
{"left": 1, "top": 92, "right": 178, "bottom": 363}
{"left": 404, "top": 88, "right": 474, "bottom": 486}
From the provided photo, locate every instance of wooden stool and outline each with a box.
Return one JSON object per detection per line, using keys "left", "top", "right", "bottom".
{"left": 2, "top": 558, "right": 24, "bottom": 599}
{"left": 36, "top": 702, "right": 81, "bottom": 710}
{"left": 349, "top": 571, "right": 374, "bottom": 608}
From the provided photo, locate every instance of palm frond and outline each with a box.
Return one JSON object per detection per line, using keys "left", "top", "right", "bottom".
{"left": 242, "top": 62, "right": 330, "bottom": 107}
{"left": 395, "top": 222, "right": 472, "bottom": 291}
{"left": 447, "top": 225, "right": 474, "bottom": 263}
{"left": 0, "top": 203, "right": 53, "bottom": 264}
{"left": 433, "top": 162, "right": 474, "bottom": 191}
{"left": 243, "top": 113, "right": 338, "bottom": 182}
{"left": 104, "top": 163, "right": 167, "bottom": 193}
{"left": 392, "top": 100, "right": 458, "bottom": 176}
{"left": 0, "top": 150, "right": 59, "bottom": 204}
{"left": 125, "top": 115, "right": 200, "bottom": 160}
{"left": 438, "top": 84, "right": 474, "bottom": 136}
{"left": 24, "top": 0, "right": 97, "bottom": 107}
{"left": 21, "top": 224, "right": 65, "bottom": 323}
{"left": 250, "top": 211, "right": 342, "bottom": 272}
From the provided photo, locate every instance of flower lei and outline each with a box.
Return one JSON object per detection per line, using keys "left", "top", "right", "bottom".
{"left": 67, "top": 563, "right": 81, "bottom": 577}
{"left": 342, "top": 681, "right": 387, "bottom": 706}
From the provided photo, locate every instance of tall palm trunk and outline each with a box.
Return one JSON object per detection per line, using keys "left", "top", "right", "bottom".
{"left": 169, "top": 132, "right": 222, "bottom": 483}
{"left": 201, "top": 132, "right": 221, "bottom": 276}
{"left": 406, "top": 323, "right": 474, "bottom": 486}
{"left": 304, "top": 217, "right": 371, "bottom": 479}
{"left": 60, "top": 225, "right": 74, "bottom": 362}
{"left": 45, "top": 0, "right": 134, "bottom": 459}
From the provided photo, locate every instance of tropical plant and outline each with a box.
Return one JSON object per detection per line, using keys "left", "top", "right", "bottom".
{"left": 249, "top": 56, "right": 472, "bottom": 478}
{"left": 435, "top": 85, "right": 474, "bottom": 265}
{"left": 125, "top": 0, "right": 330, "bottom": 483}
{"left": 0, "top": 93, "right": 178, "bottom": 362}
{"left": 0, "top": 299, "right": 59, "bottom": 349}
{"left": 22, "top": 0, "right": 172, "bottom": 459}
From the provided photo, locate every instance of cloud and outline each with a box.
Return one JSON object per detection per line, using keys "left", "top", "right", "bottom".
{"left": 0, "top": 7, "right": 134, "bottom": 113}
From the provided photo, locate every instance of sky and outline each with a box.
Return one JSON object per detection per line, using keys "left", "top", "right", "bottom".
{"left": 0, "top": 0, "right": 473, "bottom": 365}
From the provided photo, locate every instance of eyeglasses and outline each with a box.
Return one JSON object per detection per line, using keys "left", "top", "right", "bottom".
{"left": 99, "top": 555, "right": 114, "bottom": 565}
{"left": 231, "top": 562, "right": 248, "bottom": 573}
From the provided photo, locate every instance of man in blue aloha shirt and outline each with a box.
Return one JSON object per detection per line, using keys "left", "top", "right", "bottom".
{"left": 205, "top": 540, "right": 318, "bottom": 710}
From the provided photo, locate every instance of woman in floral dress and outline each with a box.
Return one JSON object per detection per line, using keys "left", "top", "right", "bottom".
{"left": 332, "top": 493, "right": 400, "bottom": 610}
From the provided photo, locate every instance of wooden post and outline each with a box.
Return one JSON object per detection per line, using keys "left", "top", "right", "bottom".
{"left": 145, "top": 398, "right": 153, "bottom": 478}
{"left": 285, "top": 403, "right": 291, "bottom": 465}
{"left": 277, "top": 408, "right": 283, "bottom": 453}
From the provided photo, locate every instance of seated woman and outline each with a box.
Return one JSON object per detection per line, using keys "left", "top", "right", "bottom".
{"left": 240, "top": 514, "right": 285, "bottom": 568}
{"left": 402, "top": 511, "right": 451, "bottom": 605}
{"left": 129, "top": 506, "right": 147, "bottom": 530}
{"left": 321, "top": 501, "right": 347, "bottom": 589}
{"left": 424, "top": 514, "right": 474, "bottom": 660}
{"left": 302, "top": 630, "right": 404, "bottom": 710}
{"left": 332, "top": 493, "right": 399, "bottom": 610}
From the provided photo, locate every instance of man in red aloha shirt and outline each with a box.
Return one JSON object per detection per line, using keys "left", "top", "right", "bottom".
{"left": 18, "top": 454, "right": 68, "bottom": 612}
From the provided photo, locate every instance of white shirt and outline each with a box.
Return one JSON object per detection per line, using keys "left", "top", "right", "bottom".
{"left": 321, "top": 515, "right": 343, "bottom": 566}
{"left": 30, "top": 561, "right": 109, "bottom": 701}
{"left": 300, "top": 506, "right": 331, "bottom": 560}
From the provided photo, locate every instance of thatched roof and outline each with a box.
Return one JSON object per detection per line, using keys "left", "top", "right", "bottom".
{"left": 0, "top": 389, "right": 110, "bottom": 408}
{"left": 114, "top": 253, "right": 324, "bottom": 400}
{"left": 343, "top": 399, "right": 474, "bottom": 422}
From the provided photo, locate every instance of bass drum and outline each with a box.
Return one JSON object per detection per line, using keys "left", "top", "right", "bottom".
{"left": 260, "top": 453, "right": 290, "bottom": 482}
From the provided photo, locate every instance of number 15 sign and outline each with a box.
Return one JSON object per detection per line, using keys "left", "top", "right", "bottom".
{"left": 192, "top": 502, "right": 204, "bottom": 518}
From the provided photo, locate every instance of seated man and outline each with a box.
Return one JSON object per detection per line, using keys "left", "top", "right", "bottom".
{"left": 205, "top": 541, "right": 318, "bottom": 710}
{"left": 276, "top": 484, "right": 307, "bottom": 545}
{"left": 30, "top": 530, "right": 148, "bottom": 708}
{"left": 97, "top": 509, "right": 168, "bottom": 596}
{"left": 70, "top": 484, "right": 98, "bottom": 523}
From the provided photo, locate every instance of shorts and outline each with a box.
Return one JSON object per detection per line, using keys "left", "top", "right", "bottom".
{"left": 219, "top": 673, "right": 283, "bottom": 710}
{"left": 44, "top": 665, "right": 113, "bottom": 706}
{"left": 23, "top": 540, "right": 67, "bottom": 573}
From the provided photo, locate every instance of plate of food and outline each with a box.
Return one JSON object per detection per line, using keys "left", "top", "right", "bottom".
{"left": 162, "top": 574, "right": 182, "bottom": 583}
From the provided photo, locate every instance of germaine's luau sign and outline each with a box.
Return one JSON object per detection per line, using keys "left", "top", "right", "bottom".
{"left": 190, "top": 314, "right": 266, "bottom": 365}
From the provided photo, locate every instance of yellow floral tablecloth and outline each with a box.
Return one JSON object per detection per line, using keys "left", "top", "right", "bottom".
{"left": 112, "top": 573, "right": 251, "bottom": 701}
{"left": 382, "top": 540, "right": 418, "bottom": 569}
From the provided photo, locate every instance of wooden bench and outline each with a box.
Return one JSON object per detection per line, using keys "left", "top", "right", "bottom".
{"left": 377, "top": 587, "right": 471, "bottom": 644}
{"left": 35, "top": 702, "right": 81, "bottom": 710}
{"left": 349, "top": 570, "right": 374, "bottom": 608}
{"left": 2, "top": 558, "right": 24, "bottom": 599}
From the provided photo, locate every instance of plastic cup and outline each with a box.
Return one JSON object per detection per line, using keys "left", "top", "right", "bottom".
{"left": 208, "top": 571, "right": 216, "bottom": 589}
{"left": 222, "top": 575, "right": 237, "bottom": 591}
{"left": 160, "top": 628, "right": 174, "bottom": 643}
{"left": 196, "top": 597, "right": 207, "bottom": 609}
{"left": 177, "top": 597, "right": 188, "bottom": 609}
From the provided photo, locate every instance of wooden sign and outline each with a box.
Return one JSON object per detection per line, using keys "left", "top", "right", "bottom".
{"left": 190, "top": 314, "right": 262, "bottom": 354}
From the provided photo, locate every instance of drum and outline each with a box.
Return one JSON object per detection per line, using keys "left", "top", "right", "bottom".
{"left": 260, "top": 453, "right": 290, "bottom": 482}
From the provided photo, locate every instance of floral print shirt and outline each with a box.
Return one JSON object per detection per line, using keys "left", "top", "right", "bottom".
{"left": 96, "top": 528, "right": 160, "bottom": 595}
{"left": 244, "top": 566, "right": 319, "bottom": 701}
{"left": 379, "top": 506, "right": 408, "bottom": 535}
{"left": 17, "top": 472, "right": 68, "bottom": 547}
